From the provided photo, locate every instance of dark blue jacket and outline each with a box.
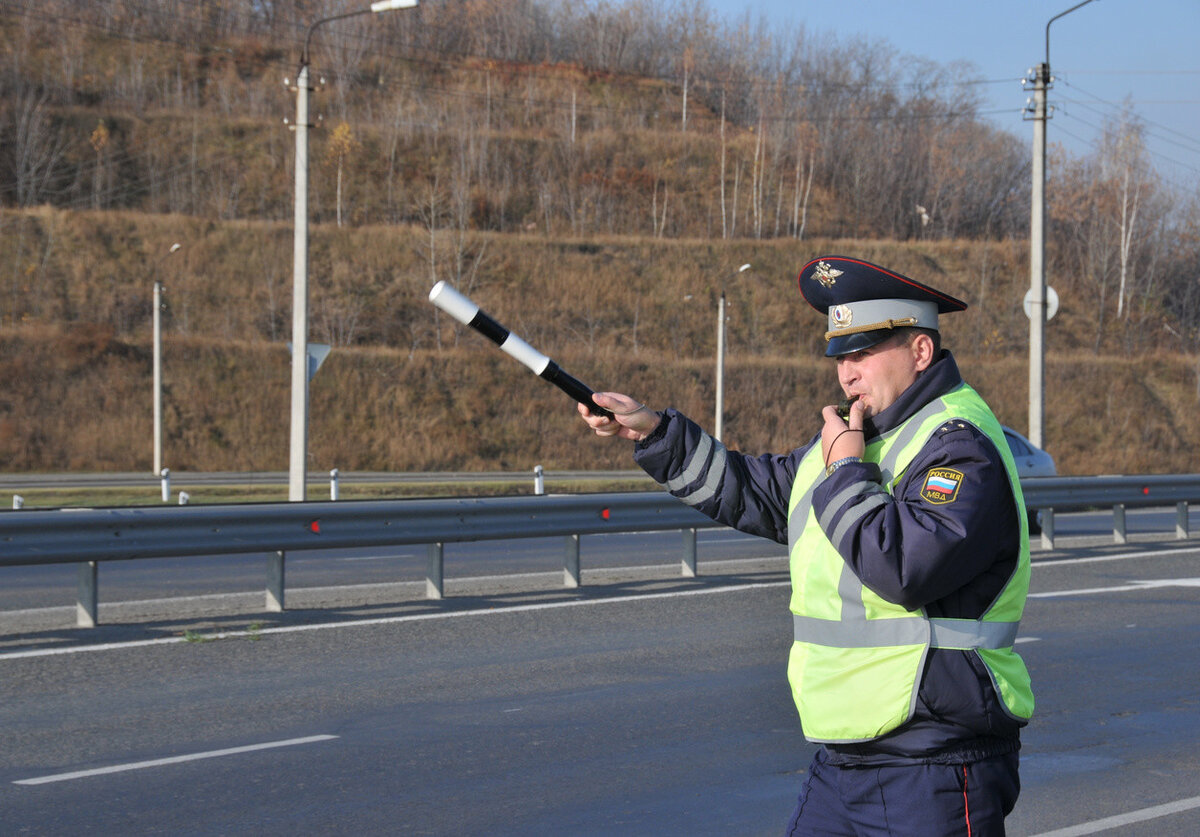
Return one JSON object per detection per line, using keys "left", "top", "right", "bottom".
{"left": 633, "top": 351, "right": 1026, "bottom": 765}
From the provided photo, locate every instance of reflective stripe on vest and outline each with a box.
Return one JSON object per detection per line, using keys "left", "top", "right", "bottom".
{"left": 793, "top": 614, "right": 1020, "bottom": 650}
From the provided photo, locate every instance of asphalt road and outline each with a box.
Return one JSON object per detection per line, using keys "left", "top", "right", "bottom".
{"left": 2, "top": 528, "right": 1200, "bottom": 834}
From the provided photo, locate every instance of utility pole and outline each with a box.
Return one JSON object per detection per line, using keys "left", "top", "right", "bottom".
{"left": 715, "top": 289, "right": 726, "bottom": 440}
{"left": 152, "top": 242, "right": 182, "bottom": 475}
{"left": 287, "top": 0, "right": 417, "bottom": 502}
{"left": 1027, "top": 61, "right": 1049, "bottom": 451}
{"left": 715, "top": 263, "right": 750, "bottom": 441}
{"left": 1025, "top": 0, "right": 1099, "bottom": 450}
{"left": 288, "top": 54, "right": 311, "bottom": 502}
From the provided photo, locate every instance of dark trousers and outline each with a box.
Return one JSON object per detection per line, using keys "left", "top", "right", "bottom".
{"left": 785, "top": 748, "right": 1020, "bottom": 836}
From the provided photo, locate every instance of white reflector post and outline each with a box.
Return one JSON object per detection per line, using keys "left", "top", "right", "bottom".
{"left": 371, "top": 0, "right": 418, "bottom": 11}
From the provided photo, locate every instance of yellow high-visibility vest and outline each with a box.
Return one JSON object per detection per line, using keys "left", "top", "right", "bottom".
{"left": 786, "top": 383, "right": 1034, "bottom": 743}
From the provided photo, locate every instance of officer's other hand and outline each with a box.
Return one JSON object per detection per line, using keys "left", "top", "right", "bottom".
{"left": 820, "top": 398, "right": 865, "bottom": 463}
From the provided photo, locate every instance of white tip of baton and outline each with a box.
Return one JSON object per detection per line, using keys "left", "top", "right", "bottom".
{"left": 428, "top": 281, "right": 478, "bottom": 326}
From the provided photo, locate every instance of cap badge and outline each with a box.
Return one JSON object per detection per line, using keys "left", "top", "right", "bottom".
{"left": 831, "top": 304, "right": 853, "bottom": 329}
{"left": 813, "top": 260, "right": 843, "bottom": 288}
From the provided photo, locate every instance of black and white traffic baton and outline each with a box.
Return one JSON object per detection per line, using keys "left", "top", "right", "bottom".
{"left": 428, "top": 281, "right": 614, "bottom": 419}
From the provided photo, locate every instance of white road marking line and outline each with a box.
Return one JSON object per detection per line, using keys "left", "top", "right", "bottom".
{"left": 1029, "top": 578, "right": 1200, "bottom": 598}
{"left": 13, "top": 735, "right": 338, "bottom": 786}
{"left": 335, "top": 555, "right": 416, "bottom": 562}
{"left": 1033, "top": 545, "right": 1200, "bottom": 568}
{"left": 0, "top": 581, "right": 792, "bottom": 661}
{"left": 1028, "top": 793, "right": 1200, "bottom": 836}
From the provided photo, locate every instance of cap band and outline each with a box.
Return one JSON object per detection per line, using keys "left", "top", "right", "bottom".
{"left": 825, "top": 298, "right": 938, "bottom": 342}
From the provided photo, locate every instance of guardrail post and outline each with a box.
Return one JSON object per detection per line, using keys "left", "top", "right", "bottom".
{"left": 534, "top": 465, "right": 545, "bottom": 496}
{"left": 77, "top": 561, "right": 98, "bottom": 628}
{"left": 682, "top": 527, "right": 697, "bottom": 577}
{"left": 1041, "top": 508, "right": 1055, "bottom": 550}
{"left": 1177, "top": 502, "right": 1189, "bottom": 539}
{"left": 266, "top": 551, "right": 286, "bottom": 612}
{"left": 330, "top": 468, "right": 339, "bottom": 501}
{"left": 426, "top": 543, "right": 444, "bottom": 599}
{"left": 563, "top": 534, "right": 581, "bottom": 588}
{"left": 1113, "top": 504, "right": 1127, "bottom": 544}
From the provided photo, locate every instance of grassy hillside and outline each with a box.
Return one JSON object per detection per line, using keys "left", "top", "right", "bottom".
{"left": 2, "top": 209, "right": 1197, "bottom": 478}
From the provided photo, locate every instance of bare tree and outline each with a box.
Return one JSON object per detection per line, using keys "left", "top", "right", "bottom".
{"left": 4, "top": 88, "right": 71, "bottom": 207}
{"left": 89, "top": 120, "right": 111, "bottom": 209}
{"left": 1099, "top": 114, "right": 1150, "bottom": 319}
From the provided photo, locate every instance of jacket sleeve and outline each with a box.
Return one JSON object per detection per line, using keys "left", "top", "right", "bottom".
{"left": 811, "top": 419, "right": 1020, "bottom": 614}
{"left": 632, "top": 408, "right": 812, "bottom": 545}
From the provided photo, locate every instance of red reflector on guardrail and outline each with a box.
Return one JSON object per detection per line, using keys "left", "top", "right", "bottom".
{"left": 601, "top": 508, "right": 610, "bottom": 520}
{"left": 309, "top": 520, "right": 321, "bottom": 533}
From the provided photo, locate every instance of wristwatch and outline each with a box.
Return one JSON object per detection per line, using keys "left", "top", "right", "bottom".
{"left": 825, "top": 456, "right": 862, "bottom": 477}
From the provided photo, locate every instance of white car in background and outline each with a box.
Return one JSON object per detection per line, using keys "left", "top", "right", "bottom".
{"left": 1002, "top": 426, "right": 1056, "bottom": 533}
{"left": 1002, "top": 426, "right": 1057, "bottom": 479}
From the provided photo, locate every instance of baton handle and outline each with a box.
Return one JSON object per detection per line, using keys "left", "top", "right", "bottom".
{"left": 540, "top": 362, "right": 613, "bottom": 419}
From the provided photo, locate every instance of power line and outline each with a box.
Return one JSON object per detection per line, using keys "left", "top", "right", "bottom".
{"left": 1053, "top": 108, "right": 1200, "bottom": 182}
{"left": 1044, "top": 76, "right": 1200, "bottom": 186}
{"left": 1059, "top": 78, "right": 1200, "bottom": 155}
{"left": 1060, "top": 98, "right": 1200, "bottom": 160}
{"left": 1059, "top": 68, "right": 1200, "bottom": 78}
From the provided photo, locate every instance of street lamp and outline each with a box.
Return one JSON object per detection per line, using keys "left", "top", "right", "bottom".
{"left": 1025, "top": 0, "right": 1098, "bottom": 450}
{"left": 715, "top": 263, "right": 751, "bottom": 441}
{"left": 152, "top": 242, "right": 182, "bottom": 475}
{"left": 287, "top": 0, "right": 418, "bottom": 501}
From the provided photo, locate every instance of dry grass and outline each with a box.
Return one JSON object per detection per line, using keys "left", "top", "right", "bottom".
{"left": 2, "top": 326, "right": 1197, "bottom": 479}
{"left": 0, "top": 210, "right": 1197, "bottom": 478}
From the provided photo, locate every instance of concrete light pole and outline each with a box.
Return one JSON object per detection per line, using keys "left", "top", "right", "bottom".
{"left": 715, "top": 263, "right": 750, "bottom": 441}
{"left": 1026, "top": 0, "right": 1098, "bottom": 450}
{"left": 152, "top": 242, "right": 182, "bottom": 475}
{"left": 288, "top": 0, "right": 418, "bottom": 501}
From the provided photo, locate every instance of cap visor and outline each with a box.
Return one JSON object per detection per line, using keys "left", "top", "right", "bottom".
{"left": 825, "top": 329, "right": 894, "bottom": 358}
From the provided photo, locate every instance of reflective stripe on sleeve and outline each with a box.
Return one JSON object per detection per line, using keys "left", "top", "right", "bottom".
{"left": 664, "top": 433, "right": 727, "bottom": 507}
{"left": 819, "top": 483, "right": 889, "bottom": 548}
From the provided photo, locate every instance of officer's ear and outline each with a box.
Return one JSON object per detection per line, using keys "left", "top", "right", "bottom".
{"left": 911, "top": 332, "right": 936, "bottom": 372}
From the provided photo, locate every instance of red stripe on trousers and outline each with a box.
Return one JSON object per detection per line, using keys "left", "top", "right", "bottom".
{"left": 963, "top": 765, "right": 972, "bottom": 837}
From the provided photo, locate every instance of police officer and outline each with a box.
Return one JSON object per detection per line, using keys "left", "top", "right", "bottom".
{"left": 578, "top": 255, "right": 1033, "bottom": 835}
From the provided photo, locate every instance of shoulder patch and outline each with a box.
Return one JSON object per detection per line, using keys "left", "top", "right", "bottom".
{"left": 921, "top": 468, "right": 963, "bottom": 504}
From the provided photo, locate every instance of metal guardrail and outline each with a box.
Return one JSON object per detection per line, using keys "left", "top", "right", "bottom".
{"left": 1023, "top": 474, "right": 1198, "bottom": 550}
{"left": 0, "top": 492, "right": 718, "bottom": 627}
{"left": 1, "top": 475, "right": 1196, "bottom": 628}
{"left": 1023, "top": 474, "right": 1200, "bottom": 509}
